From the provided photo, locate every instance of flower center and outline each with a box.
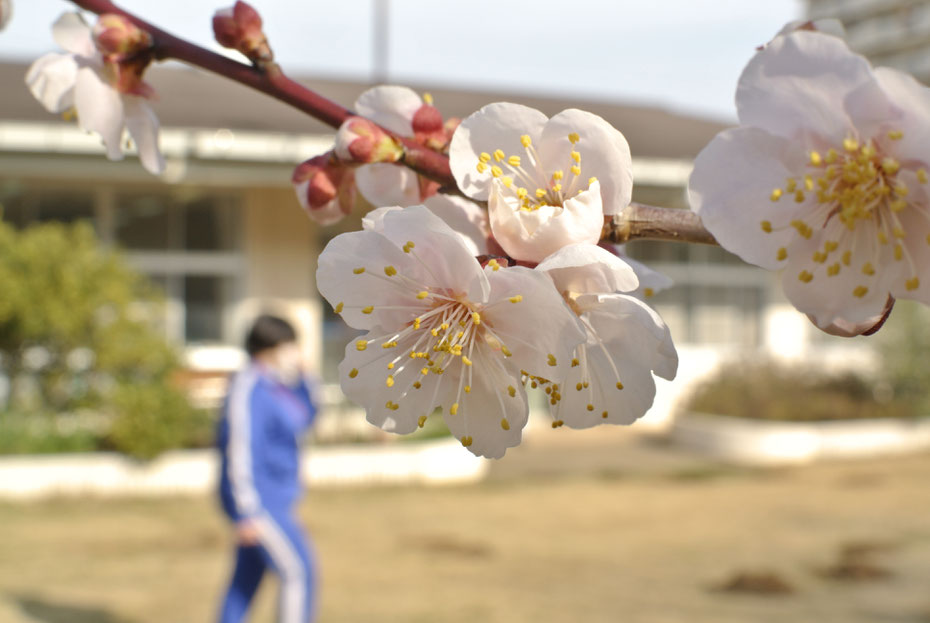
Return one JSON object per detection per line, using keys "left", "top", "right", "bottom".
{"left": 762, "top": 129, "right": 929, "bottom": 296}
{"left": 475, "top": 132, "right": 597, "bottom": 211}
{"left": 339, "top": 254, "right": 532, "bottom": 444}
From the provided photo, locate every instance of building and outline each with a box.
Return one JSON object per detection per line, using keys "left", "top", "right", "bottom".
{"left": 0, "top": 60, "right": 862, "bottom": 427}
{"left": 807, "top": 0, "right": 930, "bottom": 82}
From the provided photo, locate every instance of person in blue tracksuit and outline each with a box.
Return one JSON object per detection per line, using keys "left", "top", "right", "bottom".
{"left": 216, "top": 315, "right": 318, "bottom": 623}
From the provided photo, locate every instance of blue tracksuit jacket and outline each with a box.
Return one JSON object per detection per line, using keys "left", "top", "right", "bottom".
{"left": 217, "top": 364, "right": 317, "bottom": 519}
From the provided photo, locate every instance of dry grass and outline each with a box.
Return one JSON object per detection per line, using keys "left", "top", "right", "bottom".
{"left": 2, "top": 437, "right": 930, "bottom": 623}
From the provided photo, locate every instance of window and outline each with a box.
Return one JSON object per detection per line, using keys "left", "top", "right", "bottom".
{"left": 0, "top": 185, "right": 95, "bottom": 230}
{"left": 1, "top": 182, "right": 245, "bottom": 347}
{"left": 112, "top": 191, "right": 243, "bottom": 345}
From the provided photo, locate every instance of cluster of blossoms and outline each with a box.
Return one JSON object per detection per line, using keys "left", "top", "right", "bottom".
{"left": 690, "top": 24, "right": 930, "bottom": 335}
{"left": 26, "top": 12, "right": 165, "bottom": 175}
{"left": 315, "top": 99, "right": 677, "bottom": 457}
{"left": 293, "top": 85, "right": 460, "bottom": 222}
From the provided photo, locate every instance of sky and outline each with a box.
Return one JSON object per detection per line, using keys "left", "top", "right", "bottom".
{"left": 0, "top": 0, "right": 804, "bottom": 122}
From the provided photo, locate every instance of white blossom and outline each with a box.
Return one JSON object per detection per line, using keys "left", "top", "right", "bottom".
{"left": 317, "top": 205, "right": 584, "bottom": 458}
{"left": 535, "top": 244, "right": 677, "bottom": 428}
{"left": 25, "top": 12, "right": 164, "bottom": 175}
{"left": 690, "top": 31, "right": 930, "bottom": 330}
{"left": 450, "top": 103, "right": 632, "bottom": 262}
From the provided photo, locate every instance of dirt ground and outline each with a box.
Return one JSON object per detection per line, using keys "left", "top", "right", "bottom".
{"left": 1, "top": 430, "right": 930, "bottom": 623}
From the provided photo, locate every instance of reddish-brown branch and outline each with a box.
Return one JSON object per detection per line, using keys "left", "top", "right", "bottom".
{"left": 66, "top": 0, "right": 717, "bottom": 247}
{"left": 68, "top": 0, "right": 453, "bottom": 185}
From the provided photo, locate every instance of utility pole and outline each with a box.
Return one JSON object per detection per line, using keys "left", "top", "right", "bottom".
{"left": 371, "top": 0, "right": 389, "bottom": 84}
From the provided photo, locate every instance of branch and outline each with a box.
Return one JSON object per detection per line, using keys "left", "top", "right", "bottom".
{"left": 603, "top": 204, "right": 718, "bottom": 246}
{"left": 67, "top": 0, "right": 453, "bottom": 186}
{"left": 66, "top": 0, "right": 718, "bottom": 247}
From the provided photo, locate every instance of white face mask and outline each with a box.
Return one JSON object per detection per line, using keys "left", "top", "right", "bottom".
{"left": 267, "top": 342, "right": 303, "bottom": 385}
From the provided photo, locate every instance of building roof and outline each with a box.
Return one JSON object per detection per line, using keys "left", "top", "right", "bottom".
{"left": 1, "top": 61, "right": 728, "bottom": 160}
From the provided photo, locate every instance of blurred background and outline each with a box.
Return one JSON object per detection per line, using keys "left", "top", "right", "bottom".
{"left": 2, "top": 1, "right": 930, "bottom": 622}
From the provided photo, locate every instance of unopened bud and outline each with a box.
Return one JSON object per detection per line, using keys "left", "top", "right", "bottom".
{"left": 292, "top": 153, "right": 356, "bottom": 225}
{"left": 213, "top": 1, "right": 272, "bottom": 63}
{"left": 411, "top": 103, "right": 450, "bottom": 151}
{"left": 0, "top": 0, "right": 12, "bottom": 32}
{"left": 335, "top": 117, "right": 403, "bottom": 164}
{"left": 93, "top": 14, "right": 152, "bottom": 62}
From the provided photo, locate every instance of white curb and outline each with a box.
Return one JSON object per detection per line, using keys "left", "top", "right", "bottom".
{"left": 0, "top": 438, "right": 488, "bottom": 500}
{"left": 671, "top": 412, "right": 930, "bottom": 465}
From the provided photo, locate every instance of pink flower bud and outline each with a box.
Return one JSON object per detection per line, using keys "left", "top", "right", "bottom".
{"left": 292, "top": 153, "right": 356, "bottom": 225}
{"left": 93, "top": 14, "right": 152, "bottom": 62}
{"left": 213, "top": 1, "right": 272, "bottom": 63}
{"left": 335, "top": 117, "right": 403, "bottom": 164}
{"left": 411, "top": 103, "right": 450, "bottom": 151}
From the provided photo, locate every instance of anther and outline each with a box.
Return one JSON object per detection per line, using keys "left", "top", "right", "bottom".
{"left": 853, "top": 285, "right": 868, "bottom": 298}
{"left": 349, "top": 368, "right": 358, "bottom": 378}
{"left": 384, "top": 266, "right": 397, "bottom": 276}
{"left": 353, "top": 267, "right": 365, "bottom": 274}
{"left": 362, "top": 306, "right": 374, "bottom": 314}
{"left": 500, "top": 419, "right": 510, "bottom": 431}
{"left": 547, "top": 354, "right": 557, "bottom": 366}
{"left": 334, "top": 302, "right": 344, "bottom": 313}
{"left": 356, "top": 340, "right": 368, "bottom": 351}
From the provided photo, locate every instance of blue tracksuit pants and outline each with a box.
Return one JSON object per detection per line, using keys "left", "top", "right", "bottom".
{"left": 217, "top": 508, "right": 316, "bottom": 623}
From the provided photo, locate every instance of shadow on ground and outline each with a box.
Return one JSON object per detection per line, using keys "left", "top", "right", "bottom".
{"left": 12, "top": 594, "right": 135, "bottom": 623}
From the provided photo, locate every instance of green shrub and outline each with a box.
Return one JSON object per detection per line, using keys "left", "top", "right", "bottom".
{"left": 683, "top": 359, "right": 916, "bottom": 422}
{"left": 105, "top": 383, "right": 214, "bottom": 460}
{"left": 0, "top": 219, "right": 208, "bottom": 458}
{"left": 0, "top": 412, "right": 99, "bottom": 455}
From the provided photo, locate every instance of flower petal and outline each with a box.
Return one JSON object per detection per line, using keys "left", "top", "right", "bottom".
{"left": 552, "top": 294, "right": 677, "bottom": 430}
{"left": 423, "top": 194, "right": 489, "bottom": 256}
{"left": 25, "top": 53, "right": 77, "bottom": 113}
{"left": 442, "top": 350, "right": 527, "bottom": 459}
{"left": 52, "top": 12, "right": 95, "bottom": 58}
{"left": 689, "top": 126, "right": 806, "bottom": 270}
{"left": 123, "top": 96, "right": 164, "bottom": 175}
{"left": 354, "top": 85, "right": 422, "bottom": 136}
{"left": 361, "top": 206, "right": 403, "bottom": 232}
{"left": 781, "top": 226, "right": 897, "bottom": 329}
{"left": 482, "top": 265, "right": 585, "bottom": 383}
{"left": 375, "top": 205, "right": 490, "bottom": 303}
{"left": 737, "top": 31, "right": 873, "bottom": 141}
{"left": 537, "top": 109, "right": 633, "bottom": 215}
{"left": 74, "top": 66, "right": 125, "bottom": 161}
{"left": 338, "top": 328, "right": 450, "bottom": 435}
{"left": 450, "top": 102, "right": 548, "bottom": 201}
{"left": 355, "top": 163, "right": 422, "bottom": 207}
{"left": 611, "top": 246, "right": 674, "bottom": 300}
{"left": 536, "top": 243, "right": 639, "bottom": 295}
{"left": 489, "top": 180, "right": 604, "bottom": 263}
{"left": 845, "top": 67, "right": 930, "bottom": 164}
{"left": 317, "top": 229, "right": 424, "bottom": 330}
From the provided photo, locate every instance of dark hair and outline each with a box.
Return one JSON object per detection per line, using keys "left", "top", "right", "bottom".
{"left": 245, "top": 314, "right": 297, "bottom": 356}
